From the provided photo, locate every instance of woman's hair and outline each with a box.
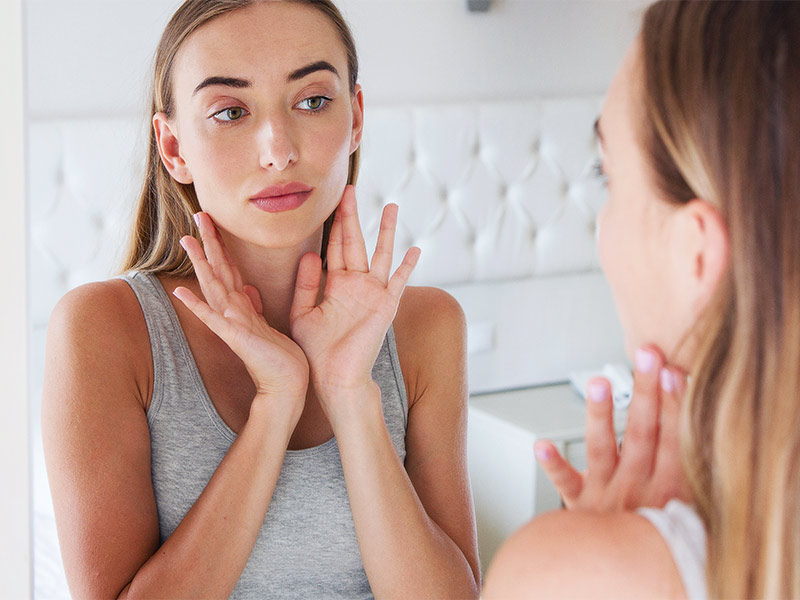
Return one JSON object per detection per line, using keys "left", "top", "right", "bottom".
{"left": 640, "top": 1, "right": 800, "bottom": 597}
{"left": 121, "top": 0, "right": 359, "bottom": 275}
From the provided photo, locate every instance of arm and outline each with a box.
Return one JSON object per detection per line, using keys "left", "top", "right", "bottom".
{"left": 334, "top": 288, "right": 480, "bottom": 599}
{"left": 289, "top": 187, "right": 480, "bottom": 598}
{"left": 43, "top": 216, "right": 308, "bottom": 598}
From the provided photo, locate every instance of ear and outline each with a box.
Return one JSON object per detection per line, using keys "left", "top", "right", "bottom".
{"left": 152, "top": 112, "right": 193, "bottom": 184}
{"left": 349, "top": 84, "right": 364, "bottom": 154}
{"left": 672, "top": 199, "right": 730, "bottom": 318}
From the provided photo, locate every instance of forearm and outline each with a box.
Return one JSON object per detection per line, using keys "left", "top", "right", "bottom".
{"left": 120, "top": 399, "right": 294, "bottom": 599}
{"left": 330, "top": 384, "right": 479, "bottom": 599}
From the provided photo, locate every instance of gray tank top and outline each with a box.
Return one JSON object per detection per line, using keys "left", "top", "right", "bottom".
{"left": 121, "top": 271, "right": 409, "bottom": 599}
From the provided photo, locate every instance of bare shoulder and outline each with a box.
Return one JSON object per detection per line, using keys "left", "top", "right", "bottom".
{"left": 46, "top": 277, "right": 152, "bottom": 408}
{"left": 392, "top": 286, "right": 467, "bottom": 407}
{"left": 483, "top": 509, "right": 687, "bottom": 599}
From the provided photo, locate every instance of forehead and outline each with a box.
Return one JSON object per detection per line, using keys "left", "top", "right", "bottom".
{"left": 173, "top": 2, "right": 347, "bottom": 89}
{"left": 602, "top": 43, "right": 643, "bottom": 137}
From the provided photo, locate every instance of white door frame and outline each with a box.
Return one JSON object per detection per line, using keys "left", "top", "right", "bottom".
{"left": 0, "top": 0, "right": 32, "bottom": 596}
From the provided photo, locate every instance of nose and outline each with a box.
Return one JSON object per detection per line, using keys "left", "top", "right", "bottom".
{"left": 258, "top": 113, "right": 298, "bottom": 171}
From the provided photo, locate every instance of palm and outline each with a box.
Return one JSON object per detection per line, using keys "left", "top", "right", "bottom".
{"left": 290, "top": 186, "right": 419, "bottom": 399}
{"left": 174, "top": 213, "right": 309, "bottom": 401}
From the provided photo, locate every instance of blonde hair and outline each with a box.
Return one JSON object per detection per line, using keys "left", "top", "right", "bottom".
{"left": 122, "top": 0, "right": 360, "bottom": 275}
{"left": 640, "top": 1, "right": 800, "bottom": 597}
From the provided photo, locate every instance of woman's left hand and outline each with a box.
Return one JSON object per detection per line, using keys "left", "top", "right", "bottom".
{"left": 534, "top": 346, "right": 692, "bottom": 512}
{"left": 289, "top": 185, "right": 420, "bottom": 418}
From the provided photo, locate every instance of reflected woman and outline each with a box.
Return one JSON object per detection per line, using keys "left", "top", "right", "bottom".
{"left": 484, "top": 1, "right": 800, "bottom": 598}
{"left": 42, "top": 1, "right": 480, "bottom": 597}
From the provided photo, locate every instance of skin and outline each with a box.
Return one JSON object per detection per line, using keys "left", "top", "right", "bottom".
{"left": 483, "top": 40, "right": 729, "bottom": 599}
{"left": 42, "top": 2, "right": 480, "bottom": 598}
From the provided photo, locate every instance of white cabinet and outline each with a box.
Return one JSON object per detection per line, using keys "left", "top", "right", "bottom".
{"left": 467, "top": 384, "right": 626, "bottom": 573}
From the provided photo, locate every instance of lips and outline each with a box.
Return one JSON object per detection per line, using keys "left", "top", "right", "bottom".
{"left": 250, "top": 182, "right": 313, "bottom": 213}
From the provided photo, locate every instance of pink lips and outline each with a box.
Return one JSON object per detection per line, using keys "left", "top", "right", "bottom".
{"left": 250, "top": 182, "right": 313, "bottom": 213}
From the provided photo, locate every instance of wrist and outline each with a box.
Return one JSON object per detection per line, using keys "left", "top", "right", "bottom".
{"left": 320, "top": 381, "right": 383, "bottom": 431}
{"left": 248, "top": 392, "right": 304, "bottom": 438}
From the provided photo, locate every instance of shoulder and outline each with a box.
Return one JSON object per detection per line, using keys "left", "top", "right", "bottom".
{"left": 482, "top": 509, "right": 687, "bottom": 599}
{"left": 46, "top": 277, "right": 152, "bottom": 406}
{"left": 49, "top": 278, "right": 145, "bottom": 350}
{"left": 392, "top": 286, "right": 467, "bottom": 407}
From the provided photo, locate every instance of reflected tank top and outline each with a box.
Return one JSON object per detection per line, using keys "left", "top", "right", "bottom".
{"left": 121, "top": 271, "right": 409, "bottom": 599}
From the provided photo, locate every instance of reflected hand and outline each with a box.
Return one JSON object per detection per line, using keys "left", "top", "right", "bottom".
{"left": 289, "top": 185, "right": 420, "bottom": 416}
{"left": 535, "top": 346, "right": 691, "bottom": 511}
{"left": 173, "top": 212, "right": 309, "bottom": 413}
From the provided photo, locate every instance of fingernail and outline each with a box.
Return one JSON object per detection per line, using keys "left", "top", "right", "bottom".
{"left": 534, "top": 444, "right": 552, "bottom": 461}
{"left": 635, "top": 348, "right": 656, "bottom": 373}
{"left": 179, "top": 237, "right": 187, "bottom": 250}
{"left": 193, "top": 213, "right": 200, "bottom": 227}
{"left": 660, "top": 368, "right": 676, "bottom": 393}
{"left": 588, "top": 380, "right": 608, "bottom": 403}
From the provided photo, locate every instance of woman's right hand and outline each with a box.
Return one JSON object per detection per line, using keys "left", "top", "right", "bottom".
{"left": 173, "top": 212, "right": 309, "bottom": 414}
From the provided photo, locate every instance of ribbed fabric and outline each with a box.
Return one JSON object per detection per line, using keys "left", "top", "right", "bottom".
{"left": 121, "top": 271, "right": 408, "bottom": 599}
{"left": 638, "top": 499, "right": 707, "bottom": 600}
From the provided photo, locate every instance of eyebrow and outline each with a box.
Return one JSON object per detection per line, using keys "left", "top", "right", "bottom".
{"left": 192, "top": 61, "right": 340, "bottom": 96}
{"left": 287, "top": 60, "right": 340, "bottom": 82}
{"left": 193, "top": 76, "right": 251, "bottom": 96}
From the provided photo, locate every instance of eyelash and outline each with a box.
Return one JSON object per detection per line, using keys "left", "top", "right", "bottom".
{"left": 296, "top": 95, "right": 333, "bottom": 113}
{"left": 592, "top": 158, "right": 608, "bottom": 187}
{"left": 209, "top": 95, "right": 333, "bottom": 124}
{"left": 210, "top": 106, "right": 248, "bottom": 124}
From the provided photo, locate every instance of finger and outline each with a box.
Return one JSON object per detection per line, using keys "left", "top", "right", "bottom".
{"left": 387, "top": 246, "right": 420, "bottom": 299}
{"left": 651, "top": 366, "right": 691, "bottom": 504}
{"left": 290, "top": 252, "right": 323, "bottom": 323}
{"left": 582, "top": 377, "right": 618, "bottom": 485}
{"left": 179, "top": 235, "right": 230, "bottom": 311}
{"left": 370, "top": 203, "right": 398, "bottom": 282}
{"left": 220, "top": 237, "right": 244, "bottom": 291}
{"left": 195, "top": 212, "right": 236, "bottom": 291}
{"left": 326, "top": 204, "right": 345, "bottom": 271}
{"left": 242, "top": 284, "right": 263, "bottom": 315}
{"left": 617, "top": 346, "right": 664, "bottom": 481}
{"left": 173, "top": 285, "right": 238, "bottom": 342}
{"left": 339, "top": 186, "right": 370, "bottom": 271}
{"left": 535, "top": 440, "right": 584, "bottom": 508}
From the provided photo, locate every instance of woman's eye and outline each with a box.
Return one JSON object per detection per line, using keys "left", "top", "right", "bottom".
{"left": 296, "top": 96, "right": 331, "bottom": 112}
{"left": 212, "top": 106, "right": 247, "bottom": 122}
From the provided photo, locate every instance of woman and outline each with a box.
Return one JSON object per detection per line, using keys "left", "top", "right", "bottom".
{"left": 42, "top": 1, "right": 480, "bottom": 597}
{"left": 484, "top": 1, "right": 800, "bottom": 598}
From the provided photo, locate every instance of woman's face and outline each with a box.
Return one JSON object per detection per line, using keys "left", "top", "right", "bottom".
{"left": 595, "top": 43, "right": 695, "bottom": 363}
{"left": 161, "top": 1, "right": 362, "bottom": 250}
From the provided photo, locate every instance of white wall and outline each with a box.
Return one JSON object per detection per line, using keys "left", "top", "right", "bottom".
{"left": 25, "top": 0, "right": 647, "bottom": 118}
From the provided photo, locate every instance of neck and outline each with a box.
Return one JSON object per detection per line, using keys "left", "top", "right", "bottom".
{"left": 216, "top": 227, "right": 324, "bottom": 336}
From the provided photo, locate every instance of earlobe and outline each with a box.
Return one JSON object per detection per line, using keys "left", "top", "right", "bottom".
{"left": 152, "top": 112, "right": 193, "bottom": 184}
{"left": 349, "top": 84, "right": 364, "bottom": 153}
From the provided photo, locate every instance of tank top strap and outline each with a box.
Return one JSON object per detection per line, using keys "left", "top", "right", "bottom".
{"left": 117, "top": 270, "right": 197, "bottom": 425}
{"left": 638, "top": 499, "right": 708, "bottom": 600}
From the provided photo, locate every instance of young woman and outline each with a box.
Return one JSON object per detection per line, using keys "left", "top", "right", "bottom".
{"left": 42, "top": 1, "right": 480, "bottom": 597}
{"left": 484, "top": 1, "right": 800, "bottom": 598}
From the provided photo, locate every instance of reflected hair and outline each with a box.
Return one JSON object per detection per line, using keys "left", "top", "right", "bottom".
{"left": 121, "top": 0, "right": 359, "bottom": 275}
{"left": 640, "top": 1, "right": 800, "bottom": 597}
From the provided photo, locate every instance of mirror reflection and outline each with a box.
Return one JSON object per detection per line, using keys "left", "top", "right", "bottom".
{"left": 29, "top": 1, "right": 656, "bottom": 597}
